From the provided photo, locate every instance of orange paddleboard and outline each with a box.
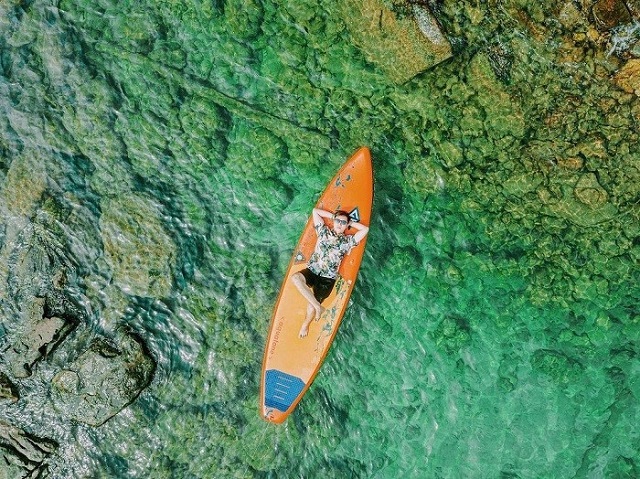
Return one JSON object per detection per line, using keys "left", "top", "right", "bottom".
{"left": 260, "top": 147, "right": 374, "bottom": 424}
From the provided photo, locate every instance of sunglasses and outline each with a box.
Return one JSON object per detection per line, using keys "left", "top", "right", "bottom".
{"left": 334, "top": 218, "right": 349, "bottom": 225}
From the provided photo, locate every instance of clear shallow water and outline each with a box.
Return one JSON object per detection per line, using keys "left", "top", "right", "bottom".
{"left": 1, "top": 0, "right": 639, "bottom": 477}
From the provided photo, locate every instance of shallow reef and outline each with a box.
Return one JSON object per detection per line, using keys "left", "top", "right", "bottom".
{"left": 0, "top": 0, "right": 639, "bottom": 477}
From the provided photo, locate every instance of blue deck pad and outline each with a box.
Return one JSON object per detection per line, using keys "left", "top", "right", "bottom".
{"left": 264, "top": 370, "right": 306, "bottom": 412}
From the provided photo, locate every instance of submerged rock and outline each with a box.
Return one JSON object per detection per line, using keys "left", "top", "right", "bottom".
{"left": 531, "top": 349, "right": 584, "bottom": 388}
{"left": 465, "top": 52, "right": 526, "bottom": 140}
{"left": 431, "top": 314, "right": 471, "bottom": 354}
{"left": 592, "top": 0, "right": 632, "bottom": 30}
{"left": 537, "top": 180, "right": 618, "bottom": 227}
{"left": 0, "top": 420, "right": 58, "bottom": 479}
{"left": 559, "top": 1, "right": 590, "bottom": 31}
{"left": 487, "top": 40, "right": 515, "bottom": 83}
{"left": 613, "top": 58, "right": 640, "bottom": 94}
{"left": 574, "top": 173, "right": 609, "bottom": 206}
{"left": 3, "top": 297, "right": 78, "bottom": 378}
{"left": 0, "top": 373, "right": 19, "bottom": 403}
{"left": 51, "top": 333, "right": 156, "bottom": 426}
{"left": 340, "top": 0, "right": 452, "bottom": 83}
{"left": 626, "top": 0, "right": 640, "bottom": 17}
{"left": 100, "top": 194, "right": 176, "bottom": 298}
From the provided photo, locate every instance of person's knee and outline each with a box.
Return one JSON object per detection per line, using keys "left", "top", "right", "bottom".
{"left": 291, "top": 272, "right": 305, "bottom": 285}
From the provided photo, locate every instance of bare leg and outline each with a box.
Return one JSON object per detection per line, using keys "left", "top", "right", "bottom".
{"left": 291, "top": 272, "right": 325, "bottom": 337}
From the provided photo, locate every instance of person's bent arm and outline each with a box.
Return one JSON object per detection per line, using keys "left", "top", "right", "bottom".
{"left": 312, "top": 208, "right": 332, "bottom": 228}
{"left": 350, "top": 221, "right": 369, "bottom": 244}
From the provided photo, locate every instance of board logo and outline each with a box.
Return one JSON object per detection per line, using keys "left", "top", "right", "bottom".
{"left": 348, "top": 207, "right": 360, "bottom": 223}
{"left": 268, "top": 318, "right": 285, "bottom": 358}
{"left": 295, "top": 251, "right": 306, "bottom": 263}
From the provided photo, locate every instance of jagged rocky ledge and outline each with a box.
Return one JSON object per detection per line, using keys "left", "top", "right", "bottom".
{"left": 0, "top": 420, "right": 58, "bottom": 479}
{"left": 0, "top": 230, "right": 156, "bottom": 477}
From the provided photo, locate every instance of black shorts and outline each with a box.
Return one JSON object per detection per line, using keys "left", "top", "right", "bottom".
{"left": 300, "top": 268, "right": 336, "bottom": 304}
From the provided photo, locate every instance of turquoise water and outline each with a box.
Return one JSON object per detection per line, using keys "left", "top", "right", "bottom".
{"left": 1, "top": 0, "right": 639, "bottom": 477}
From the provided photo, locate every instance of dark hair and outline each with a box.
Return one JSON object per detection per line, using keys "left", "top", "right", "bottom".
{"left": 333, "top": 210, "right": 350, "bottom": 221}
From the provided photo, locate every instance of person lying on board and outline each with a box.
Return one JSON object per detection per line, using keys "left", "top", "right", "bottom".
{"left": 291, "top": 208, "right": 369, "bottom": 338}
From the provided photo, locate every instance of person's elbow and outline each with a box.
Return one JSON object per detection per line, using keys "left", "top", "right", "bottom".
{"left": 312, "top": 208, "right": 327, "bottom": 218}
{"left": 354, "top": 226, "right": 369, "bottom": 243}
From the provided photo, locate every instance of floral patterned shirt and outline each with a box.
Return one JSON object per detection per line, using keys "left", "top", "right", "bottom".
{"left": 307, "top": 224, "right": 358, "bottom": 279}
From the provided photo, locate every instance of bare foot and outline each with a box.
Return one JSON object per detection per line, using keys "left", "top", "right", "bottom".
{"left": 299, "top": 322, "right": 310, "bottom": 338}
{"left": 300, "top": 305, "right": 325, "bottom": 338}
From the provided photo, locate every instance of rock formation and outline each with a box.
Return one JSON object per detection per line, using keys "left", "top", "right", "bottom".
{"left": 0, "top": 420, "right": 58, "bottom": 479}
{"left": 51, "top": 333, "right": 156, "bottom": 427}
{"left": 340, "top": 0, "right": 452, "bottom": 83}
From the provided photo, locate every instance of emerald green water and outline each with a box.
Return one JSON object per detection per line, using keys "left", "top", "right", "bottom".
{"left": 1, "top": 0, "right": 639, "bottom": 477}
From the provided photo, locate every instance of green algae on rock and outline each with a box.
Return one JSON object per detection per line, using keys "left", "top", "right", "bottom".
{"left": 226, "top": 119, "right": 287, "bottom": 180}
{"left": 100, "top": 194, "right": 177, "bottom": 298}
{"left": 1, "top": 152, "right": 49, "bottom": 218}
{"left": 339, "top": 0, "right": 452, "bottom": 83}
{"left": 431, "top": 314, "right": 472, "bottom": 354}
{"left": 464, "top": 52, "right": 526, "bottom": 141}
